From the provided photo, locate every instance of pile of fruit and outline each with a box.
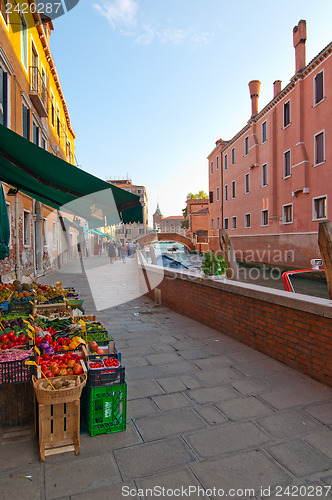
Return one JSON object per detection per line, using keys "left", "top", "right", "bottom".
{"left": 37, "top": 352, "right": 84, "bottom": 378}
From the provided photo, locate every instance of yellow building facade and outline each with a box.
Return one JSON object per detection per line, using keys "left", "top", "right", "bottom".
{"left": 0, "top": 1, "right": 77, "bottom": 280}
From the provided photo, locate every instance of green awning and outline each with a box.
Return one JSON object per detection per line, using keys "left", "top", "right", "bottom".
{"left": 0, "top": 182, "right": 10, "bottom": 260}
{"left": 0, "top": 124, "right": 143, "bottom": 225}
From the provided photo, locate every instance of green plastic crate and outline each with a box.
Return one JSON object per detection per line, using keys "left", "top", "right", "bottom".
{"left": 88, "top": 383, "right": 127, "bottom": 437}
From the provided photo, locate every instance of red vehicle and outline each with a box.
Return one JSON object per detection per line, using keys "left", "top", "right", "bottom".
{"left": 282, "top": 259, "right": 325, "bottom": 293}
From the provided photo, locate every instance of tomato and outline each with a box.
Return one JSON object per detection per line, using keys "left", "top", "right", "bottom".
{"left": 50, "top": 362, "right": 59, "bottom": 371}
{"left": 67, "top": 359, "right": 75, "bottom": 368}
{"left": 73, "top": 364, "right": 83, "bottom": 375}
{"left": 18, "top": 334, "right": 27, "bottom": 344}
{"left": 44, "top": 371, "right": 54, "bottom": 378}
{"left": 89, "top": 341, "right": 98, "bottom": 352}
{"left": 67, "top": 368, "right": 73, "bottom": 374}
{"left": 52, "top": 366, "right": 60, "bottom": 376}
{"left": 44, "top": 334, "right": 52, "bottom": 343}
{"left": 0, "top": 334, "right": 9, "bottom": 343}
{"left": 8, "top": 331, "right": 16, "bottom": 341}
{"left": 96, "top": 348, "right": 105, "bottom": 355}
{"left": 35, "top": 335, "right": 43, "bottom": 345}
{"left": 1, "top": 344, "right": 9, "bottom": 350}
{"left": 59, "top": 368, "right": 68, "bottom": 376}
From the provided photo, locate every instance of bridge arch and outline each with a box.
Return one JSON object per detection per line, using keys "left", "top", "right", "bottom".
{"left": 136, "top": 232, "right": 195, "bottom": 251}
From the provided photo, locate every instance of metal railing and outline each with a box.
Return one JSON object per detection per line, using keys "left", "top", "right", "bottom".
{"left": 29, "top": 66, "right": 49, "bottom": 115}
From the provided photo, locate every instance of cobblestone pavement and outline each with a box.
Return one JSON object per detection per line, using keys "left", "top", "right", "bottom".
{"left": 1, "top": 255, "right": 332, "bottom": 499}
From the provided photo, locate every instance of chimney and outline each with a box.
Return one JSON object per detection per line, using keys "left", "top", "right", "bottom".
{"left": 248, "top": 80, "right": 261, "bottom": 117}
{"left": 293, "top": 20, "right": 307, "bottom": 73}
{"left": 273, "top": 80, "right": 281, "bottom": 97}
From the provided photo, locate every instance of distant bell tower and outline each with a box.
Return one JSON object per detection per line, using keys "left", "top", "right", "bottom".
{"left": 153, "top": 203, "right": 163, "bottom": 231}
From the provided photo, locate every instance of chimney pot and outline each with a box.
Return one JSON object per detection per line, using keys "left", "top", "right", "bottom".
{"left": 293, "top": 20, "right": 307, "bottom": 73}
{"left": 248, "top": 80, "right": 261, "bottom": 117}
{"left": 273, "top": 80, "right": 282, "bottom": 97}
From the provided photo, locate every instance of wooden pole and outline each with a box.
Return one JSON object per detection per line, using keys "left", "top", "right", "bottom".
{"left": 219, "top": 228, "right": 239, "bottom": 280}
{"left": 318, "top": 221, "right": 332, "bottom": 300}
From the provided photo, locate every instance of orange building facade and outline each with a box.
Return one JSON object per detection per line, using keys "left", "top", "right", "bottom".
{"left": 0, "top": 4, "right": 76, "bottom": 280}
{"left": 208, "top": 20, "right": 332, "bottom": 268}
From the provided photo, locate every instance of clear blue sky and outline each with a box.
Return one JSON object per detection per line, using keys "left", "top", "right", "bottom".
{"left": 50, "top": 0, "right": 332, "bottom": 225}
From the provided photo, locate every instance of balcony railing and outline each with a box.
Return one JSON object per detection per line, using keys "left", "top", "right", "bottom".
{"left": 29, "top": 66, "right": 48, "bottom": 117}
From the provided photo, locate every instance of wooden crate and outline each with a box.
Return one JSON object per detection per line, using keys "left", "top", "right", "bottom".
{"left": 38, "top": 400, "right": 80, "bottom": 461}
{"left": 0, "top": 382, "right": 35, "bottom": 427}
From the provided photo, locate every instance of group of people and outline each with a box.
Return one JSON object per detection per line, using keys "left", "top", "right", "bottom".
{"left": 107, "top": 240, "right": 140, "bottom": 264}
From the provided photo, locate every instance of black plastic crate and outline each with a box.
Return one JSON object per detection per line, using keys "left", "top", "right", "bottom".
{"left": 0, "top": 354, "right": 36, "bottom": 385}
{"left": 87, "top": 355, "right": 125, "bottom": 387}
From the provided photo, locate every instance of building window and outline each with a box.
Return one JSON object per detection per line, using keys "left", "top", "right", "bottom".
{"left": 209, "top": 191, "right": 213, "bottom": 204}
{"left": 66, "top": 140, "right": 71, "bottom": 162}
{"left": 56, "top": 107, "right": 60, "bottom": 137}
{"left": 216, "top": 156, "right": 219, "bottom": 170}
{"left": 210, "top": 161, "right": 213, "bottom": 174}
{"left": 224, "top": 218, "right": 228, "bottom": 230}
{"left": 261, "top": 209, "right": 269, "bottom": 226}
{"left": 217, "top": 217, "right": 220, "bottom": 230}
{"left": 216, "top": 187, "right": 219, "bottom": 202}
{"left": 284, "top": 100, "right": 290, "bottom": 127}
{"left": 244, "top": 137, "right": 249, "bottom": 156}
{"left": 42, "top": 136, "right": 47, "bottom": 150}
{"left": 224, "top": 155, "right": 228, "bottom": 170}
{"left": 138, "top": 228, "right": 144, "bottom": 234}
{"left": 244, "top": 213, "right": 251, "bottom": 228}
{"left": 32, "top": 122, "right": 39, "bottom": 146}
{"left": 262, "top": 121, "right": 267, "bottom": 143}
{"left": 224, "top": 184, "right": 228, "bottom": 202}
{"left": 315, "top": 131, "right": 325, "bottom": 165}
{"left": 211, "top": 218, "right": 213, "bottom": 231}
{"left": 6, "top": 202, "right": 11, "bottom": 246}
{"left": 23, "top": 210, "right": 30, "bottom": 246}
{"left": 51, "top": 93, "right": 55, "bottom": 127}
{"left": 126, "top": 228, "right": 131, "bottom": 235}
{"left": 137, "top": 189, "right": 142, "bottom": 194}
{"left": 232, "top": 181, "right": 236, "bottom": 199}
{"left": 0, "top": 67, "right": 8, "bottom": 127}
{"left": 262, "top": 164, "right": 268, "bottom": 186}
{"left": 231, "top": 148, "right": 235, "bottom": 164}
{"left": 231, "top": 216, "right": 237, "bottom": 229}
{"left": 284, "top": 150, "right": 291, "bottom": 178}
{"left": 245, "top": 173, "right": 249, "bottom": 194}
{"left": 21, "top": 14, "right": 28, "bottom": 69}
{"left": 22, "top": 104, "right": 30, "bottom": 140}
{"left": 283, "top": 204, "right": 293, "bottom": 224}
{"left": 313, "top": 196, "right": 327, "bottom": 220}
{"left": 314, "top": 71, "right": 324, "bottom": 105}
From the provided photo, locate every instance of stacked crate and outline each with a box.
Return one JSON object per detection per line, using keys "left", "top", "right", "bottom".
{"left": 82, "top": 343, "right": 126, "bottom": 437}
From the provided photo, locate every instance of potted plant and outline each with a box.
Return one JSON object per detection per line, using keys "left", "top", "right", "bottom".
{"left": 201, "top": 251, "right": 227, "bottom": 279}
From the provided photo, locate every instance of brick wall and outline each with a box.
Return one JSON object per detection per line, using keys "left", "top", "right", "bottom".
{"left": 142, "top": 265, "right": 332, "bottom": 387}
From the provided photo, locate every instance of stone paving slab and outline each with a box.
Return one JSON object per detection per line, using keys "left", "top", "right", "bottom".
{"left": 71, "top": 482, "right": 139, "bottom": 500}
{"left": 260, "top": 383, "right": 332, "bottom": 410}
{"left": 266, "top": 439, "right": 332, "bottom": 477}
{"left": 190, "top": 449, "right": 291, "bottom": 497}
{"left": 184, "top": 421, "right": 271, "bottom": 458}
{"left": 216, "top": 395, "right": 273, "bottom": 420}
{"left": 305, "top": 429, "right": 332, "bottom": 460}
{"left": 136, "top": 467, "right": 210, "bottom": 500}
{"left": 113, "top": 438, "right": 197, "bottom": 480}
{"left": 134, "top": 407, "right": 207, "bottom": 441}
{"left": 256, "top": 409, "right": 326, "bottom": 439}
{"left": 152, "top": 392, "right": 192, "bottom": 411}
{"left": 187, "top": 385, "right": 239, "bottom": 404}
{"left": 0, "top": 470, "right": 43, "bottom": 500}
{"left": 303, "top": 401, "right": 332, "bottom": 425}
{"left": 45, "top": 454, "right": 122, "bottom": 499}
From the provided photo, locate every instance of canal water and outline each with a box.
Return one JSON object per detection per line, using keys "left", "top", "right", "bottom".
{"left": 147, "top": 242, "right": 329, "bottom": 301}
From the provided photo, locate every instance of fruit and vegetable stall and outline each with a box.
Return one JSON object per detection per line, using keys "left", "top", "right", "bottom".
{"left": 0, "top": 279, "right": 126, "bottom": 461}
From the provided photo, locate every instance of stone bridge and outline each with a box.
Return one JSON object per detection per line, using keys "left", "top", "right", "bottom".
{"left": 136, "top": 232, "right": 195, "bottom": 251}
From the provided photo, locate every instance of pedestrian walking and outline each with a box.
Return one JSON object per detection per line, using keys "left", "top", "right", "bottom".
{"left": 121, "top": 243, "right": 128, "bottom": 263}
{"left": 117, "top": 241, "right": 121, "bottom": 258}
{"left": 108, "top": 242, "right": 116, "bottom": 264}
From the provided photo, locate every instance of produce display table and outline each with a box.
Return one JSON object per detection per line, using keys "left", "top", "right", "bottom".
{"left": 0, "top": 279, "right": 127, "bottom": 460}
